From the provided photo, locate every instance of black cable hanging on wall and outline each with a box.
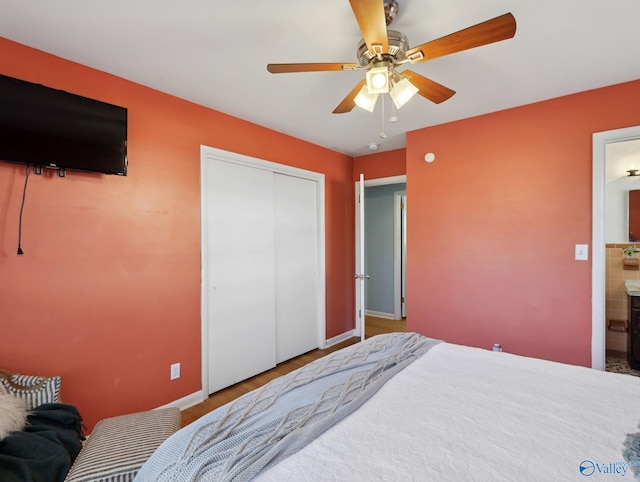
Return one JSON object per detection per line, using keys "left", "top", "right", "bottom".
{"left": 16, "top": 165, "right": 30, "bottom": 256}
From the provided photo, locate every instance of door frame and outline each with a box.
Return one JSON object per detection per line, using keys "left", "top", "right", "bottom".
{"left": 355, "top": 174, "right": 407, "bottom": 336}
{"left": 200, "top": 145, "right": 326, "bottom": 395}
{"left": 592, "top": 125, "right": 640, "bottom": 370}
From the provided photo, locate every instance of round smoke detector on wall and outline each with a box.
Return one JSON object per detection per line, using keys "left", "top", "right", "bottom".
{"left": 424, "top": 152, "right": 435, "bottom": 163}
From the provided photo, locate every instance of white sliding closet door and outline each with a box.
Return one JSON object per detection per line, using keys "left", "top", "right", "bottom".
{"left": 274, "top": 173, "right": 319, "bottom": 363}
{"left": 204, "top": 159, "right": 277, "bottom": 394}
{"left": 201, "top": 146, "right": 326, "bottom": 396}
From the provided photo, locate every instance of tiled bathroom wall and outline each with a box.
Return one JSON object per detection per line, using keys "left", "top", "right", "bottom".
{"left": 606, "top": 243, "right": 637, "bottom": 352}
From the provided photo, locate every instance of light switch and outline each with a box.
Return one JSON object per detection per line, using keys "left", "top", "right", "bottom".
{"left": 575, "top": 244, "right": 589, "bottom": 261}
{"left": 170, "top": 363, "right": 180, "bottom": 380}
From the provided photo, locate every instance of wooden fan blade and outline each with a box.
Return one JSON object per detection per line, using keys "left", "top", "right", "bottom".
{"left": 267, "top": 63, "right": 359, "bottom": 73}
{"left": 349, "top": 0, "right": 389, "bottom": 54}
{"left": 402, "top": 70, "right": 455, "bottom": 104}
{"left": 405, "top": 13, "right": 516, "bottom": 64}
{"left": 333, "top": 79, "right": 367, "bottom": 114}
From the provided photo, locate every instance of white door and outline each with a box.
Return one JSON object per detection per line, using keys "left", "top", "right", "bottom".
{"left": 204, "top": 159, "right": 277, "bottom": 393}
{"left": 355, "top": 173, "right": 367, "bottom": 341}
{"left": 401, "top": 194, "right": 407, "bottom": 318}
{"left": 274, "top": 173, "right": 319, "bottom": 363}
{"left": 394, "top": 191, "right": 407, "bottom": 319}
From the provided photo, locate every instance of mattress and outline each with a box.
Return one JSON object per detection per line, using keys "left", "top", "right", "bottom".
{"left": 256, "top": 342, "right": 640, "bottom": 481}
{"left": 137, "top": 335, "right": 640, "bottom": 481}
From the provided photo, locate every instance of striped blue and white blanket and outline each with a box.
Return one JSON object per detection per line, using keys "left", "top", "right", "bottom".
{"left": 135, "top": 332, "right": 440, "bottom": 482}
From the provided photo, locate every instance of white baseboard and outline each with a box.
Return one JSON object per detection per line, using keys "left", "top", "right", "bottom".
{"left": 156, "top": 390, "right": 207, "bottom": 412}
{"left": 162, "top": 331, "right": 363, "bottom": 413}
{"left": 365, "top": 310, "right": 395, "bottom": 320}
{"left": 324, "top": 330, "right": 357, "bottom": 348}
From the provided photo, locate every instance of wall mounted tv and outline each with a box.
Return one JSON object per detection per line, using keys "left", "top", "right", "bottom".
{"left": 0, "top": 74, "right": 127, "bottom": 175}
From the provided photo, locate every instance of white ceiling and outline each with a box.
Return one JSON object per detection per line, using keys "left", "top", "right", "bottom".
{"left": 1, "top": 0, "right": 640, "bottom": 157}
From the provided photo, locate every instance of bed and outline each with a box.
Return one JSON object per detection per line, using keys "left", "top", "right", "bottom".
{"left": 135, "top": 332, "right": 640, "bottom": 481}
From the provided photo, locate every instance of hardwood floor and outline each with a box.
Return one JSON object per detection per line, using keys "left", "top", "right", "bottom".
{"left": 180, "top": 315, "right": 406, "bottom": 427}
{"left": 365, "top": 316, "right": 407, "bottom": 338}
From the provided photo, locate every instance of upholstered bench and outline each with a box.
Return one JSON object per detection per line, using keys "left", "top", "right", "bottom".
{"left": 1, "top": 368, "right": 180, "bottom": 482}
{"left": 64, "top": 407, "right": 181, "bottom": 482}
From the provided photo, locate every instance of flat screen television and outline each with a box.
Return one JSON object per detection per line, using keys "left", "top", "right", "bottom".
{"left": 0, "top": 74, "right": 127, "bottom": 175}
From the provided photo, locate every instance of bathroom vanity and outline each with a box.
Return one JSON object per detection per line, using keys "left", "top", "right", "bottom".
{"left": 624, "top": 281, "right": 640, "bottom": 369}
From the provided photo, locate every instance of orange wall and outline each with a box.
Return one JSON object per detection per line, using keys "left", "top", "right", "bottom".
{"left": 406, "top": 79, "right": 640, "bottom": 366}
{"left": 0, "top": 37, "right": 355, "bottom": 430}
{"left": 353, "top": 148, "right": 406, "bottom": 180}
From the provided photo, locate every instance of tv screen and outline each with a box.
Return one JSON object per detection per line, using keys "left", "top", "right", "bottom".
{"left": 0, "top": 74, "right": 127, "bottom": 175}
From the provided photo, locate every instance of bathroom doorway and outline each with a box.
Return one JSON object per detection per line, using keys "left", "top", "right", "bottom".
{"left": 603, "top": 138, "right": 640, "bottom": 376}
{"left": 593, "top": 126, "right": 640, "bottom": 376}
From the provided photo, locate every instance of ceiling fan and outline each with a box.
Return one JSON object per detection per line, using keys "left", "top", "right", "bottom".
{"left": 267, "top": 0, "right": 516, "bottom": 114}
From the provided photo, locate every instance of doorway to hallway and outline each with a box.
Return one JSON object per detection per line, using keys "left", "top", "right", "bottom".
{"left": 355, "top": 175, "right": 407, "bottom": 339}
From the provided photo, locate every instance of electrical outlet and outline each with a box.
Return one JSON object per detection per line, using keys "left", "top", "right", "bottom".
{"left": 170, "top": 363, "right": 180, "bottom": 380}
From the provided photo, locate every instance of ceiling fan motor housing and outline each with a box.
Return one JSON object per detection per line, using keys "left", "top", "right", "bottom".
{"left": 356, "top": 30, "right": 409, "bottom": 67}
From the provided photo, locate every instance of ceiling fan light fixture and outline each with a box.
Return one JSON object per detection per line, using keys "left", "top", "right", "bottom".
{"left": 390, "top": 77, "right": 419, "bottom": 109}
{"left": 354, "top": 85, "right": 379, "bottom": 112}
{"left": 366, "top": 66, "right": 390, "bottom": 94}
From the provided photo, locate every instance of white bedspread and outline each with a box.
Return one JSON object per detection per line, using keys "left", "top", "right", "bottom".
{"left": 137, "top": 333, "right": 439, "bottom": 481}
{"left": 256, "top": 343, "right": 640, "bottom": 481}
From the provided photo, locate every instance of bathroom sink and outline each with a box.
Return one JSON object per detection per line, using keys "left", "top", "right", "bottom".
{"left": 624, "top": 280, "right": 640, "bottom": 296}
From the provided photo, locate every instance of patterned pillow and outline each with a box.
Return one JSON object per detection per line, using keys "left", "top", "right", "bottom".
{"left": 0, "top": 371, "right": 62, "bottom": 410}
